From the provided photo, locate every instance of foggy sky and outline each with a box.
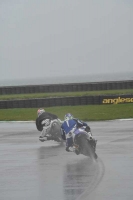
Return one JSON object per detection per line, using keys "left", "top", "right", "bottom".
{"left": 0, "top": 0, "right": 133, "bottom": 81}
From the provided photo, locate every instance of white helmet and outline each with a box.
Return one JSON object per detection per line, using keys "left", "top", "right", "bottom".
{"left": 37, "top": 108, "right": 45, "bottom": 117}
{"left": 64, "top": 113, "right": 73, "bottom": 121}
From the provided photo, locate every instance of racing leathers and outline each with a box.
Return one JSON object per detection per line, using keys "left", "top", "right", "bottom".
{"left": 36, "top": 112, "right": 61, "bottom": 142}
{"left": 61, "top": 118, "right": 93, "bottom": 152}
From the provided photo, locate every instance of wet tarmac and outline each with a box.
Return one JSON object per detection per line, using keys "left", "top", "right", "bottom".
{"left": 0, "top": 120, "right": 133, "bottom": 200}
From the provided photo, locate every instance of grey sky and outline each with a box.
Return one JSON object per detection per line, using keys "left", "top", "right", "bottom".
{"left": 0, "top": 0, "right": 133, "bottom": 80}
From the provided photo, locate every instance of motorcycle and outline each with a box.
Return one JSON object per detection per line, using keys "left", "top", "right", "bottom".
{"left": 73, "top": 128, "right": 98, "bottom": 159}
{"left": 39, "top": 119, "right": 63, "bottom": 142}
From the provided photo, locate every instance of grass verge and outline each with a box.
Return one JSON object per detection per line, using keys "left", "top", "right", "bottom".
{"left": 0, "top": 89, "right": 133, "bottom": 100}
{"left": 0, "top": 104, "right": 133, "bottom": 121}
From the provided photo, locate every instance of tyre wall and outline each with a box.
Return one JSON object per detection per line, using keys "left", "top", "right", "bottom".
{"left": 0, "top": 94, "right": 133, "bottom": 109}
{"left": 0, "top": 80, "right": 133, "bottom": 95}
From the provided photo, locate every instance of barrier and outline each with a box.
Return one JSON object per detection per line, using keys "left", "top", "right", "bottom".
{"left": 0, "top": 80, "right": 133, "bottom": 95}
{"left": 0, "top": 94, "right": 133, "bottom": 109}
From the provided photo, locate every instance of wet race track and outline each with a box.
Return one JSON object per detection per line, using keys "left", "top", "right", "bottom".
{"left": 0, "top": 120, "right": 133, "bottom": 200}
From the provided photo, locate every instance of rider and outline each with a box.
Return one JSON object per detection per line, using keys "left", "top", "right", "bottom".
{"left": 36, "top": 108, "right": 62, "bottom": 142}
{"left": 61, "top": 113, "right": 96, "bottom": 152}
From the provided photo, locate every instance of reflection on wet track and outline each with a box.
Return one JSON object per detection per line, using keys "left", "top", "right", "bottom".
{"left": 0, "top": 120, "right": 133, "bottom": 200}
{"left": 63, "top": 157, "right": 104, "bottom": 200}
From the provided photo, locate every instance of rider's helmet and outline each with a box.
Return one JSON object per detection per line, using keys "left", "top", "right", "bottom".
{"left": 64, "top": 113, "right": 73, "bottom": 121}
{"left": 37, "top": 108, "right": 45, "bottom": 117}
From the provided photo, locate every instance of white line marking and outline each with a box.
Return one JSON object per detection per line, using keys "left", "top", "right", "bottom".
{"left": 0, "top": 119, "right": 133, "bottom": 123}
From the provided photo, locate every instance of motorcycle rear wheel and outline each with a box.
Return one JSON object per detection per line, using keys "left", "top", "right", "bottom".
{"left": 76, "top": 135, "right": 97, "bottom": 159}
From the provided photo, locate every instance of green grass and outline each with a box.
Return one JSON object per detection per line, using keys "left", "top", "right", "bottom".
{"left": 0, "top": 89, "right": 133, "bottom": 121}
{"left": 0, "top": 104, "right": 133, "bottom": 121}
{"left": 0, "top": 89, "right": 133, "bottom": 100}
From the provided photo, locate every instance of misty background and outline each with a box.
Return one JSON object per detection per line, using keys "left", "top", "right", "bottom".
{"left": 0, "top": 0, "right": 133, "bottom": 86}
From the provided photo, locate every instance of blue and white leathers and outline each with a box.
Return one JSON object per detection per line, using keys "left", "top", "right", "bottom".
{"left": 61, "top": 118, "right": 90, "bottom": 151}
{"left": 61, "top": 119, "right": 77, "bottom": 135}
{"left": 61, "top": 119, "right": 77, "bottom": 151}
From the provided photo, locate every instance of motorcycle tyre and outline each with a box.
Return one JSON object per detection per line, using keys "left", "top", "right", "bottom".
{"left": 78, "top": 135, "right": 97, "bottom": 159}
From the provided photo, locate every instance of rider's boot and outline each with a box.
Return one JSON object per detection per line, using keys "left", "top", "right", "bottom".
{"left": 39, "top": 135, "right": 62, "bottom": 142}
{"left": 39, "top": 128, "right": 48, "bottom": 142}
{"left": 46, "top": 135, "right": 62, "bottom": 142}
{"left": 39, "top": 136, "right": 47, "bottom": 142}
{"left": 66, "top": 146, "right": 75, "bottom": 152}
{"left": 66, "top": 146, "right": 80, "bottom": 155}
{"left": 69, "top": 146, "right": 75, "bottom": 152}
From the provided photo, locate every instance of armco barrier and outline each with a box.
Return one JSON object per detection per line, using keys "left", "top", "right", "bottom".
{"left": 0, "top": 80, "right": 133, "bottom": 95}
{"left": 0, "top": 94, "right": 133, "bottom": 109}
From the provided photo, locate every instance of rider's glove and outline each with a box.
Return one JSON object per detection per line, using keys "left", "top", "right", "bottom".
{"left": 68, "top": 132, "right": 72, "bottom": 137}
{"left": 41, "top": 119, "right": 50, "bottom": 126}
